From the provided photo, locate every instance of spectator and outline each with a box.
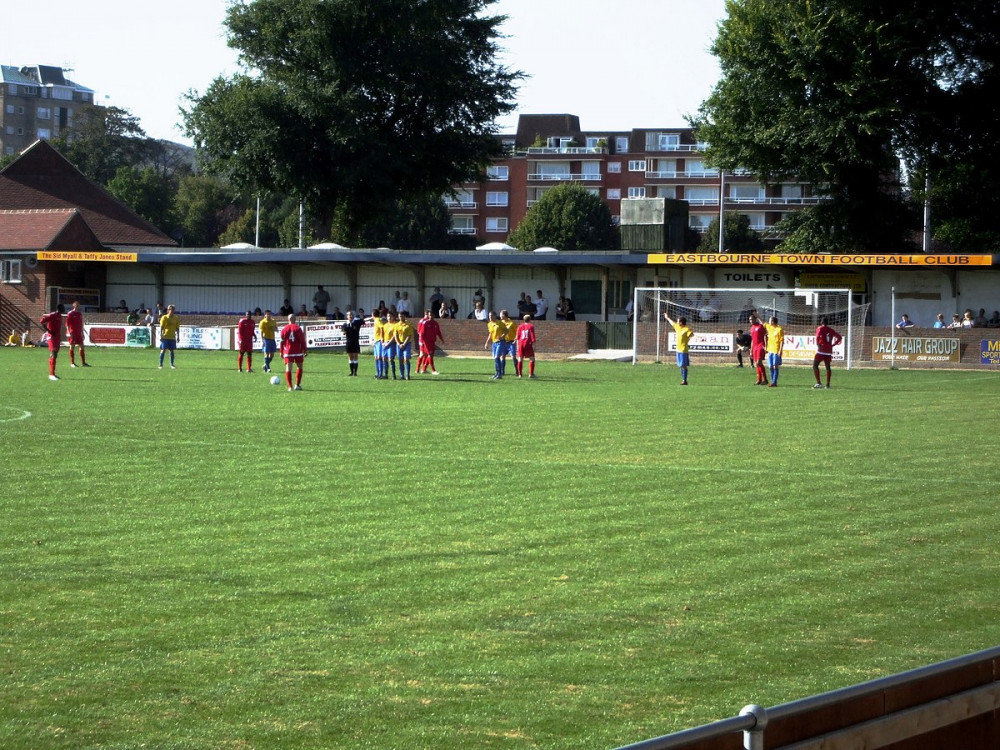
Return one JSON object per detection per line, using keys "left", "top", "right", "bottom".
{"left": 625, "top": 298, "right": 634, "bottom": 322}
{"left": 298, "top": 304, "right": 310, "bottom": 317}
{"left": 933, "top": 313, "right": 946, "bottom": 329}
{"left": 155, "top": 303, "right": 166, "bottom": 319}
{"left": 895, "top": 314, "right": 916, "bottom": 329}
{"left": 330, "top": 306, "right": 345, "bottom": 320}
{"left": 534, "top": 290, "right": 549, "bottom": 320}
{"left": 397, "top": 292, "right": 412, "bottom": 315}
{"left": 115, "top": 299, "right": 129, "bottom": 312}
{"left": 429, "top": 287, "right": 444, "bottom": 316}
{"left": 563, "top": 298, "right": 575, "bottom": 321}
{"left": 449, "top": 298, "right": 459, "bottom": 318}
{"left": 516, "top": 292, "right": 528, "bottom": 317}
{"left": 973, "top": 308, "right": 988, "bottom": 327}
{"left": 471, "top": 300, "right": 488, "bottom": 321}
{"left": 961, "top": 310, "right": 975, "bottom": 328}
{"left": 438, "top": 301, "right": 452, "bottom": 319}
{"left": 312, "top": 285, "right": 331, "bottom": 317}
{"left": 21, "top": 329, "right": 34, "bottom": 347}
{"left": 5, "top": 328, "right": 18, "bottom": 346}
{"left": 278, "top": 299, "right": 294, "bottom": 316}
{"left": 988, "top": 310, "right": 1000, "bottom": 327}
{"left": 473, "top": 289, "right": 485, "bottom": 306}
{"left": 126, "top": 309, "right": 140, "bottom": 325}
{"left": 523, "top": 295, "right": 537, "bottom": 317}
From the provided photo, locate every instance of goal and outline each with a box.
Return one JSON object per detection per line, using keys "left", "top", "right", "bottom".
{"left": 631, "top": 287, "right": 870, "bottom": 368}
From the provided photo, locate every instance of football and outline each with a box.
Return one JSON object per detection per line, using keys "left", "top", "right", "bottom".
{"left": 270, "top": 375, "right": 281, "bottom": 386}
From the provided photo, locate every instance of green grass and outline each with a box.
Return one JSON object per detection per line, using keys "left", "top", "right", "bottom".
{"left": 2, "top": 347, "right": 999, "bottom": 749}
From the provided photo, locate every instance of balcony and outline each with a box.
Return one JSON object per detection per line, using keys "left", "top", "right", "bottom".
{"left": 527, "top": 173, "right": 602, "bottom": 181}
{"left": 447, "top": 227, "right": 477, "bottom": 235}
{"left": 444, "top": 200, "right": 478, "bottom": 209}
{"left": 525, "top": 146, "right": 607, "bottom": 155}
{"left": 644, "top": 143, "right": 705, "bottom": 153}
{"left": 727, "top": 196, "right": 826, "bottom": 205}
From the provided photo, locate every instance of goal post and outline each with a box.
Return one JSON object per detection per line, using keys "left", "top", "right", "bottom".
{"left": 631, "top": 287, "right": 869, "bottom": 369}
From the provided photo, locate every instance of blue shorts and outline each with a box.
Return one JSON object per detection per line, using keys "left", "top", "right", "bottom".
{"left": 373, "top": 341, "right": 383, "bottom": 358}
{"left": 398, "top": 342, "right": 412, "bottom": 358}
{"left": 503, "top": 341, "right": 515, "bottom": 357}
{"left": 384, "top": 341, "right": 398, "bottom": 358}
{"left": 160, "top": 339, "right": 176, "bottom": 351}
{"left": 492, "top": 342, "right": 505, "bottom": 358}
{"left": 676, "top": 351, "right": 690, "bottom": 368}
{"left": 767, "top": 353, "right": 782, "bottom": 367}
{"left": 261, "top": 338, "right": 277, "bottom": 354}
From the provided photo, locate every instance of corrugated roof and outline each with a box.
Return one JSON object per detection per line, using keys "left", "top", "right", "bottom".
{"left": 0, "top": 140, "right": 176, "bottom": 247}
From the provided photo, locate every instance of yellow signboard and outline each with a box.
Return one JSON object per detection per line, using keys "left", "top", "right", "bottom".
{"left": 38, "top": 251, "right": 137, "bottom": 263}
{"left": 647, "top": 253, "right": 992, "bottom": 267}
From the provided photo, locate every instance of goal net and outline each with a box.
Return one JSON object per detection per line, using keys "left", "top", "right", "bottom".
{"left": 631, "top": 287, "right": 870, "bottom": 368}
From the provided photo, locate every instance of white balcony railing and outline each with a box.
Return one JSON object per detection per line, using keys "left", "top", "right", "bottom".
{"left": 525, "top": 146, "right": 607, "bottom": 155}
{"left": 527, "top": 173, "right": 602, "bottom": 181}
{"left": 444, "top": 200, "right": 478, "bottom": 209}
{"left": 447, "top": 227, "right": 477, "bottom": 235}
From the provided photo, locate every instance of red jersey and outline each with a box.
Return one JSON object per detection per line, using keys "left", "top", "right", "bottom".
{"left": 749, "top": 322, "right": 767, "bottom": 349}
{"left": 280, "top": 323, "right": 307, "bottom": 358}
{"left": 65, "top": 309, "right": 84, "bottom": 337}
{"left": 40, "top": 311, "right": 62, "bottom": 338}
{"left": 815, "top": 325, "right": 842, "bottom": 356}
{"left": 237, "top": 318, "right": 257, "bottom": 350}
{"left": 418, "top": 318, "right": 442, "bottom": 346}
{"left": 516, "top": 323, "right": 536, "bottom": 346}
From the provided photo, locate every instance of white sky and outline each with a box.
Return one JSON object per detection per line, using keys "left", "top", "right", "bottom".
{"left": 2, "top": 0, "right": 727, "bottom": 145}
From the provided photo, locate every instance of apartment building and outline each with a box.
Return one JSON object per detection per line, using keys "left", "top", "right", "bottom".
{"left": 448, "top": 113, "right": 824, "bottom": 246}
{"left": 1, "top": 64, "right": 96, "bottom": 156}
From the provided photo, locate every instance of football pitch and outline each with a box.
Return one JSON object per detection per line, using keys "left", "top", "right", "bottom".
{"left": 2, "top": 347, "right": 999, "bottom": 749}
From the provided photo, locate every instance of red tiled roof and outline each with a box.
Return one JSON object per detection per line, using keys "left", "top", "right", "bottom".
{"left": 0, "top": 140, "right": 176, "bottom": 247}
{"left": 0, "top": 209, "right": 103, "bottom": 251}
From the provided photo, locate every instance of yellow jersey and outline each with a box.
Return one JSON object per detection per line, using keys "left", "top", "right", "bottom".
{"left": 382, "top": 321, "right": 397, "bottom": 343}
{"left": 765, "top": 323, "right": 784, "bottom": 354}
{"left": 672, "top": 321, "right": 693, "bottom": 353}
{"left": 394, "top": 321, "right": 414, "bottom": 345}
{"left": 501, "top": 317, "right": 517, "bottom": 342}
{"left": 487, "top": 320, "right": 507, "bottom": 343}
{"left": 259, "top": 317, "right": 277, "bottom": 341}
{"left": 159, "top": 313, "right": 180, "bottom": 340}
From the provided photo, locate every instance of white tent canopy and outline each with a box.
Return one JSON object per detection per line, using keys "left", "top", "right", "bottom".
{"left": 476, "top": 241, "right": 516, "bottom": 251}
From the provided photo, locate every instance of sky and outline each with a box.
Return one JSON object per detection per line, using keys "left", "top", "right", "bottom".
{"left": 2, "top": 0, "right": 727, "bottom": 145}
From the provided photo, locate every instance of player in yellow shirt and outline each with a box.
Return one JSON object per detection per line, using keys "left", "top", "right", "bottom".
{"left": 382, "top": 311, "right": 399, "bottom": 380}
{"left": 764, "top": 316, "right": 785, "bottom": 387}
{"left": 394, "top": 312, "right": 415, "bottom": 380}
{"left": 371, "top": 311, "right": 386, "bottom": 379}
{"left": 258, "top": 310, "right": 278, "bottom": 372}
{"left": 664, "top": 313, "right": 693, "bottom": 385}
{"left": 484, "top": 311, "right": 507, "bottom": 379}
{"left": 158, "top": 304, "right": 180, "bottom": 369}
{"left": 499, "top": 309, "right": 517, "bottom": 377}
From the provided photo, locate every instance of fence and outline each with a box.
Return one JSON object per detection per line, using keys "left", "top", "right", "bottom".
{"left": 615, "top": 645, "right": 1000, "bottom": 750}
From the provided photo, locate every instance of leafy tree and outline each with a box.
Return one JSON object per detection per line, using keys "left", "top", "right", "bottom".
{"left": 698, "top": 213, "right": 764, "bottom": 253}
{"left": 218, "top": 208, "right": 257, "bottom": 247}
{"left": 508, "top": 184, "right": 619, "bottom": 252}
{"left": 691, "top": 0, "right": 998, "bottom": 252}
{"left": 53, "top": 105, "right": 153, "bottom": 185}
{"left": 331, "top": 193, "right": 454, "bottom": 249}
{"left": 107, "top": 166, "right": 176, "bottom": 231}
{"left": 171, "top": 174, "right": 246, "bottom": 247}
{"left": 183, "top": 0, "right": 521, "bottom": 238}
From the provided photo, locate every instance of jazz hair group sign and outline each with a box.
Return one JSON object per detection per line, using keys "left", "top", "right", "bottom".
{"left": 872, "top": 337, "right": 961, "bottom": 363}
{"left": 648, "top": 253, "right": 992, "bottom": 267}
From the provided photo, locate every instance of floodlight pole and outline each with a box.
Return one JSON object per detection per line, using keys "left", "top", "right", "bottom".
{"left": 718, "top": 170, "right": 725, "bottom": 253}
{"left": 890, "top": 286, "right": 896, "bottom": 368}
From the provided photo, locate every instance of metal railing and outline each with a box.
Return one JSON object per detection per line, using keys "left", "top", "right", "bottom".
{"left": 614, "top": 645, "right": 1000, "bottom": 750}
{"left": 527, "top": 173, "right": 602, "bottom": 181}
{"left": 525, "top": 146, "right": 608, "bottom": 154}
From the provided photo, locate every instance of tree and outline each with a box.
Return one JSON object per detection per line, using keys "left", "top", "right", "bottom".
{"left": 107, "top": 166, "right": 176, "bottom": 232}
{"left": 698, "top": 213, "right": 763, "bottom": 253}
{"left": 172, "top": 174, "right": 245, "bottom": 247}
{"left": 54, "top": 105, "right": 154, "bottom": 185}
{"left": 508, "top": 184, "right": 619, "bottom": 252}
{"left": 183, "top": 0, "right": 521, "bottom": 238}
{"left": 330, "top": 193, "right": 454, "bottom": 249}
{"left": 691, "top": 0, "right": 999, "bottom": 252}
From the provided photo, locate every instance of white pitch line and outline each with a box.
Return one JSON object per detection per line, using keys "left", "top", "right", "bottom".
{"left": 0, "top": 407, "right": 32, "bottom": 423}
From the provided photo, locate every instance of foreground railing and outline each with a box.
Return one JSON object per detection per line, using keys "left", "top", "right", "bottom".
{"left": 615, "top": 645, "right": 1000, "bottom": 750}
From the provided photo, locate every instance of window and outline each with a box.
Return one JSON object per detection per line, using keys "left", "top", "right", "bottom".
{"left": 627, "top": 187, "right": 647, "bottom": 199}
{"left": 4, "top": 126, "right": 13, "bottom": 135}
{"left": 4, "top": 147, "right": 13, "bottom": 155}
{"left": 615, "top": 136, "right": 629, "bottom": 153}
{"left": 486, "top": 191, "right": 508, "bottom": 206}
{"left": 607, "top": 188, "right": 621, "bottom": 200}
{"left": 449, "top": 216, "right": 476, "bottom": 234}
{"left": 684, "top": 159, "right": 718, "bottom": 176}
{"left": 628, "top": 160, "right": 647, "bottom": 172}
{"left": 5, "top": 104, "right": 13, "bottom": 114}
{"left": 581, "top": 162, "right": 601, "bottom": 179}
{"left": 781, "top": 184, "right": 803, "bottom": 198}
{"left": 37, "top": 128, "right": 51, "bottom": 140}
{"left": 486, "top": 217, "right": 509, "bottom": 233}
{"left": 447, "top": 190, "right": 476, "bottom": 207}
{"left": 731, "top": 184, "right": 765, "bottom": 200}
{"left": 607, "top": 161, "right": 622, "bottom": 173}
{"left": 646, "top": 132, "right": 680, "bottom": 150}
{"left": 685, "top": 187, "right": 719, "bottom": 204}
{"left": 486, "top": 165, "right": 508, "bottom": 180}
{"left": 37, "top": 107, "right": 51, "bottom": 119}
{"left": 0, "top": 259, "right": 23, "bottom": 284}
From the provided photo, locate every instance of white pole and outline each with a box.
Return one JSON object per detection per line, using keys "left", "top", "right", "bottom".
{"left": 890, "top": 286, "right": 896, "bottom": 369}
{"left": 255, "top": 195, "right": 260, "bottom": 248}
{"left": 718, "top": 171, "right": 725, "bottom": 253}
{"left": 923, "top": 173, "right": 931, "bottom": 253}
{"left": 846, "top": 288, "right": 854, "bottom": 370}
{"left": 631, "top": 287, "right": 639, "bottom": 365}
{"left": 298, "top": 199, "right": 305, "bottom": 249}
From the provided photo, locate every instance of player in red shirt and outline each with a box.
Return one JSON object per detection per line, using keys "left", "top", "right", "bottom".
{"left": 813, "top": 316, "right": 843, "bottom": 389}
{"left": 515, "top": 314, "right": 537, "bottom": 378}
{"left": 280, "top": 313, "right": 307, "bottom": 391}
{"left": 416, "top": 309, "right": 444, "bottom": 374}
{"left": 236, "top": 311, "right": 257, "bottom": 373}
{"left": 65, "top": 300, "right": 90, "bottom": 368}
{"left": 748, "top": 313, "right": 769, "bottom": 385}
{"left": 39, "top": 304, "right": 65, "bottom": 381}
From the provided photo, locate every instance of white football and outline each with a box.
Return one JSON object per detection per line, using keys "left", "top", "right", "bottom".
{"left": 270, "top": 375, "right": 281, "bottom": 385}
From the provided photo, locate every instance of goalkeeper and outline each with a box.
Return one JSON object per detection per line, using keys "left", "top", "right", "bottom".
{"left": 734, "top": 328, "right": 751, "bottom": 367}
